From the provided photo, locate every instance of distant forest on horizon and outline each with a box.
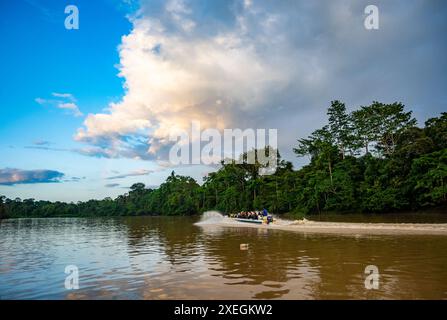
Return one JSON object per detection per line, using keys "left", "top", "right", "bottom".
{"left": 1, "top": 101, "right": 446, "bottom": 219}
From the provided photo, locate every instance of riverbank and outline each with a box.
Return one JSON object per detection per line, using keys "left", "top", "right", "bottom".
{"left": 2, "top": 209, "right": 446, "bottom": 223}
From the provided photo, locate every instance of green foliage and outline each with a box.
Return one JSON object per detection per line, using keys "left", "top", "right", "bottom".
{"left": 0, "top": 195, "right": 6, "bottom": 219}
{"left": 1, "top": 102, "right": 446, "bottom": 219}
{"left": 147, "top": 171, "right": 200, "bottom": 215}
{"left": 327, "top": 100, "right": 354, "bottom": 158}
{"left": 291, "top": 101, "right": 444, "bottom": 213}
{"left": 351, "top": 102, "right": 417, "bottom": 156}
{"left": 410, "top": 149, "right": 447, "bottom": 207}
{"left": 425, "top": 112, "right": 447, "bottom": 150}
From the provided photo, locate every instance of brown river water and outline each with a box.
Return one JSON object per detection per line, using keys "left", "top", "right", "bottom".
{"left": 0, "top": 214, "right": 446, "bottom": 299}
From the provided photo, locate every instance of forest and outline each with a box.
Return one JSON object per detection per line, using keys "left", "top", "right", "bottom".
{"left": 1, "top": 101, "right": 446, "bottom": 219}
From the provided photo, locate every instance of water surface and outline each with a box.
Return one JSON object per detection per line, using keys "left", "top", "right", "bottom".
{"left": 0, "top": 216, "right": 446, "bottom": 299}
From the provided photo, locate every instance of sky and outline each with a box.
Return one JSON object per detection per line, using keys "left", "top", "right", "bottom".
{"left": 0, "top": 0, "right": 446, "bottom": 202}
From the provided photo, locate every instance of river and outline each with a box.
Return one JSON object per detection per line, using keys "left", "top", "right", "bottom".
{"left": 0, "top": 215, "right": 446, "bottom": 299}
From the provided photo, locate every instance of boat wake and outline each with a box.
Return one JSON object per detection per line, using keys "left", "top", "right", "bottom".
{"left": 195, "top": 211, "right": 225, "bottom": 225}
{"left": 195, "top": 211, "right": 447, "bottom": 236}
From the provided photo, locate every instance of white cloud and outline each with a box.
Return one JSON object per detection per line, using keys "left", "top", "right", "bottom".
{"left": 52, "top": 92, "right": 76, "bottom": 101}
{"left": 75, "top": 0, "right": 295, "bottom": 160}
{"left": 57, "top": 102, "right": 83, "bottom": 117}
{"left": 36, "top": 93, "right": 83, "bottom": 117}
{"left": 106, "top": 169, "right": 154, "bottom": 180}
{"left": 35, "top": 97, "right": 46, "bottom": 105}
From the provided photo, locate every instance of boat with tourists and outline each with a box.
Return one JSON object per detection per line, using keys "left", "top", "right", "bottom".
{"left": 229, "top": 209, "right": 275, "bottom": 225}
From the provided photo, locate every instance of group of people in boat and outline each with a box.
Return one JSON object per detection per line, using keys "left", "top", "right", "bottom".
{"left": 236, "top": 211, "right": 261, "bottom": 220}
{"left": 230, "top": 208, "right": 274, "bottom": 223}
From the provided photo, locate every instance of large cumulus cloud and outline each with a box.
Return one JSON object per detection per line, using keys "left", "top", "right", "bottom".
{"left": 75, "top": 0, "right": 447, "bottom": 164}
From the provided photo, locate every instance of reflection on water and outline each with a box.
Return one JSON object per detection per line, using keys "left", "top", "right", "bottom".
{"left": 0, "top": 217, "right": 446, "bottom": 299}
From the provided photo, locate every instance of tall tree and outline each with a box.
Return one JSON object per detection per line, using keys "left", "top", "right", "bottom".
{"left": 294, "top": 126, "right": 338, "bottom": 186}
{"left": 374, "top": 102, "right": 417, "bottom": 156}
{"left": 352, "top": 106, "right": 379, "bottom": 154}
{"left": 327, "top": 100, "right": 352, "bottom": 159}
{"left": 352, "top": 102, "right": 416, "bottom": 156}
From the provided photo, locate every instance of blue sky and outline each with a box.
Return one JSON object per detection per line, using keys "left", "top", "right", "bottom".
{"left": 0, "top": 0, "right": 446, "bottom": 201}
{"left": 0, "top": 0, "right": 158, "bottom": 200}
